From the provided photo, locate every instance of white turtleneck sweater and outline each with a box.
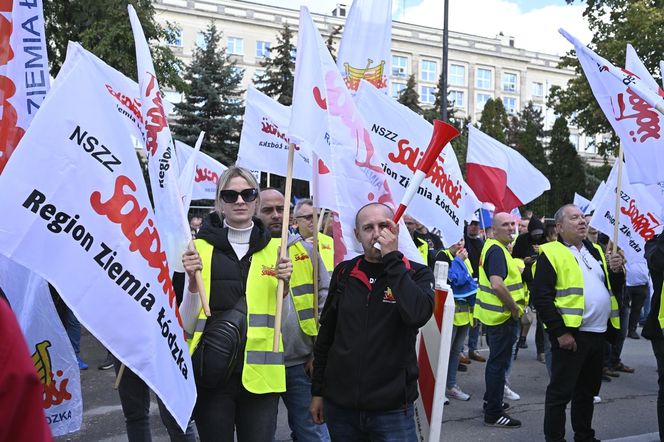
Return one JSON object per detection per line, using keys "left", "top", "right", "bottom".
{"left": 179, "top": 220, "right": 254, "bottom": 332}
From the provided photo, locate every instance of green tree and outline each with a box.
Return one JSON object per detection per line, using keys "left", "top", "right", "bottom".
{"left": 398, "top": 74, "right": 422, "bottom": 114}
{"left": 512, "top": 102, "right": 549, "bottom": 214}
{"left": 584, "top": 161, "right": 612, "bottom": 202}
{"left": 44, "top": 0, "right": 184, "bottom": 90}
{"left": 257, "top": 24, "right": 296, "bottom": 106}
{"left": 422, "top": 72, "right": 455, "bottom": 123}
{"left": 171, "top": 23, "right": 244, "bottom": 165}
{"left": 478, "top": 98, "right": 509, "bottom": 143}
{"left": 549, "top": 0, "right": 664, "bottom": 157}
{"left": 547, "top": 117, "right": 586, "bottom": 211}
{"left": 325, "top": 25, "right": 343, "bottom": 62}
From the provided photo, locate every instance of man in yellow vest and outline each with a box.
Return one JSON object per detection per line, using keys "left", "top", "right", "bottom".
{"left": 293, "top": 198, "right": 334, "bottom": 274}
{"left": 258, "top": 189, "right": 331, "bottom": 442}
{"left": 404, "top": 213, "right": 432, "bottom": 265}
{"left": 474, "top": 211, "right": 525, "bottom": 428}
{"left": 533, "top": 204, "right": 624, "bottom": 442}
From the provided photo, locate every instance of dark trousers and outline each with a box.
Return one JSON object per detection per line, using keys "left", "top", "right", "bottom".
{"left": 651, "top": 339, "right": 664, "bottom": 441}
{"left": 544, "top": 331, "right": 604, "bottom": 442}
{"left": 605, "top": 302, "right": 629, "bottom": 369}
{"left": 483, "top": 318, "right": 518, "bottom": 418}
{"left": 536, "top": 311, "right": 545, "bottom": 354}
{"left": 194, "top": 372, "right": 279, "bottom": 442}
{"left": 113, "top": 358, "right": 196, "bottom": 442}
{"left": 324, "top": 400, "right": 417, "bottom": 442}
{"left": 627, "top": 285, "right": 649, "bottom": 333}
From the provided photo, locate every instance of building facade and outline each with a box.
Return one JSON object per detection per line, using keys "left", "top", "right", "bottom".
{"left": 153, "top": 0, "right": 602, "bottom": 162}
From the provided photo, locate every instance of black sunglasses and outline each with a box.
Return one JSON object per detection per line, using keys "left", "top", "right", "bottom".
{"left": 219, "top": 188, "right": 258, "bottom": 203}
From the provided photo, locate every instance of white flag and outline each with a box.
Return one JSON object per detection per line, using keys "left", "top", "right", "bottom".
{"left": 354, "top": 81, "right": 480, "bottom": 245}
{"left": 291, "top": 7, "right": 422, "bottom": 265}
{"left": 337, "top": 0, "right": 391, "bottom": 93}
{"left": 560, "top": 29, "right": 664, "bottom": 185}
{"left": 128, "top": 5, "right": 191, "bottom": 273}
{"left": 174, "top": 140, "right": 227, "bottom": 201}
{"left": 590, "top": 162, "right": 664, "bottom": 263}
{"left": 178, "top": 132, "right": 204, "bottom": 214}
{"left": 0, "top": 42, "right": 196, "bottom": 430}
{"left": 237, "top": 86, "right": 313, "bottom": 181}
{"left": 573, "top": 193, "right": 592, "bottom": 214}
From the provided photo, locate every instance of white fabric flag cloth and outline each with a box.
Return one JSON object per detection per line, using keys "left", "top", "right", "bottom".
{"left": 0, "top": 257, "right": 82, "bottom": 436}
{"left": 0, "top": 42, "right": 196, "bottom": 430}
{"left": 586, "top": 180, "right": 607, "bottom": 215}
{"left": 0, "top": 0, "right": 50, "bottom": 173}
{"left": 590, "top": 161, "right": 664, "bottom": 263}
{"left": 291, "top": 7, "right": 422, "bottom": 264}
{"left": 573, "top": 193, "right": 592, "bottom": 214}
{"left": 177, "top": 132, "right": 203, "bottom": 214}
{"left": 175, "top": 140, "right": 227, "bottom": 201}
{"left": 128, "top": 5, "right": 191, "bottom": 273}
{"left": 237, "top": 86, "right": 313, "bottom": 181}
{"left": 466, "top": 125, "right": 550, "bottom": 213}
{"left": 336, "top": 0, "right": 391, "bottom": 93}
{"left": 354, "top": 81, "right": 481, "bottom": 246}
{"left": 560, "top": 29, "right": 664, "bottom": 185}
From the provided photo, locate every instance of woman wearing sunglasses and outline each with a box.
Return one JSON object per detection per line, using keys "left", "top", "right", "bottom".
{"left": 180, "top": 166, "right": 292, "bottom": 441}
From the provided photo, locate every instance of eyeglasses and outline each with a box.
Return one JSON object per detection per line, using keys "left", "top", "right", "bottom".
{"left": 295, "top": 214, "right": 314, "bottom": 222}
{"left": 219, "top": 188, "right": 258, "bottom": 203}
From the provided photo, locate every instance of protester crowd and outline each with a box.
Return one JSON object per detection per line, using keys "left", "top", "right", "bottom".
{"left": 0, "top": 163, "right": 647, "bottom": 442}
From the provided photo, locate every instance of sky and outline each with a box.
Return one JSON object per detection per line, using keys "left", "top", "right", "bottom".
{"left": 252, "top": 0, "right": 592, "bottom": 56}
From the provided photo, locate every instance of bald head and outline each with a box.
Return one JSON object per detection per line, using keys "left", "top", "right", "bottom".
{"left": 258, "top": 188, "right": 285, "bottom": 237}
{"left": 492, "top": 211, "right": 516, "bottom": 246}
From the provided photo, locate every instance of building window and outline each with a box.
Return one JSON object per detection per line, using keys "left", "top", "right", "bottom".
{"left": 502, "top": 96, "right": 517, "bottom": 114}
{"left": 448, "top": 90, "right": 465, "bottom": 108}
{"left": 421, "top": 60, "right": 437, "bottom": 82}
{"left": 502, "top": 72, "right": 518, "bottom": 93}
{"left": 392, "top": 55, "right": 408, "bottom": 77}
{"left": 570, "top": 134, "right": 579, "bottom": 150}
{"left": 476, "top": 93, "right": 491, "bottom": 112}
{"left": 256, "top": 40, "right": 271, "bottom": 58}
{"left": 195, "top": 32, "right": 206, "bottom": 49}
{"left": 171, "top": 30, "right": 183, "bottom": 47}
{"left": 391, "top": 82, "right": 406, "bottom": 99}
{"left": 420, "top": 86, "right": 435, "bottom": 105}
{"left": 449, "top": 64, "right": 465, "bottom": 87}
{"left": 227, "top": 37, "right": 244, "bottom": 55}
{"left": 532, "top": 82, "right": 544, "bottom": 97}
{"left": 476, "top": 68, "right": 493, "bottom": 90}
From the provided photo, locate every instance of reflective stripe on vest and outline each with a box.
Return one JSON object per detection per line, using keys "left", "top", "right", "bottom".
{"left": 318, "top": 233, "right": 334, "bottom": 273}
{"left": 187, "top": 238, "right": 286, "bottom": 394}
{"left": 453, "top": 302, "right": 472, "bottom": 326}
{"left": 474, "top": 239, "right": 526, "bottom": 326}
{"left": 539, "top": 241, "right": 620, "bottom": 330}
{"left": 289, "top": 240, "right": 318, "bottom": 337}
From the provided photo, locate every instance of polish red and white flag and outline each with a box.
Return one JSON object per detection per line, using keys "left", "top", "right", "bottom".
{"left": 466, "top": 125, "right": 550, "bottom": 213}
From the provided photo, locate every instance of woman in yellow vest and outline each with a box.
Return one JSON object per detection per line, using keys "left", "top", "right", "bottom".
{"left": 435, "top": 238, "right": 478, "bottom": 402}
{"left": 181, "top": 166, "right": 292, "bottom": 442}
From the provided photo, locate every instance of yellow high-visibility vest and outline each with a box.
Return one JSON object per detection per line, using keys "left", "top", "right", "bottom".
{"left": 187, "top": 238, "right": 286, "bottom": 394}
{"left": 288, "top": 240, "right": 317, "bottom": 336}
{"left": 538, "top": 241, "right": 620, "bottom": 330}
{"left": 474, "top": 239, "right": 526, "bottom": 326}
{"left": 416, "top": 238, "right": 428, "bottom": 263}
{"left": 317, "top": 233, "right": 334, "bottom": 273}
{"left": 442, "top": 249, "right": 474, "bottom": 327}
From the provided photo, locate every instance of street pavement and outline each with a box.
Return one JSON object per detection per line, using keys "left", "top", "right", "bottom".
{"left": 55, "top": 325, "right": 660, "bottom": 442}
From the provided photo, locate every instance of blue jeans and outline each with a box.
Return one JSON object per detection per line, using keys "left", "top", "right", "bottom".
{"left": 280, "top": 363, "right": 330, "bottom": 442}
{"left": 324, "top": 401, "right": 417, "bottom": 442}
{"left": 468, "top": 322, "right": 480, "bottom": 352}
{"left": 447, "top": 324, "right": 469, "bottom": 389}
{"left": 483, "top": 319, "right": 518, "bottom": 418}
{"left": 64, "top": 305, "right": 81, "bottom": 355}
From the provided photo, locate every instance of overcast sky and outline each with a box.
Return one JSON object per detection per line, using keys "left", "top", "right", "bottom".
{"left": 251, "top": 0, "right": 592, "bottom": 56}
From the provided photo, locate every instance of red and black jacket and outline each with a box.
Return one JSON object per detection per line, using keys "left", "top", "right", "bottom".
{"left": 311, "top": 251, "right": 434, "bottom": 411}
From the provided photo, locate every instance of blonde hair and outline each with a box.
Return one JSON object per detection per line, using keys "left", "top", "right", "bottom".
{"left": 214, "top": 166, "right": 260, "bottom": 216}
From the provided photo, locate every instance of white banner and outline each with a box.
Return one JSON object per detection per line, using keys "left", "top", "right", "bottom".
{"left": 128, "top": 6, "right": 191, "bottom": 274}
{"left": 175, "top": 140, "right": 227, "bottom": 201}
{"left": 573, "top": 193, "right": 592, "bottom": 214}
{"left": 561, "top": 29, "right": 664, "bottom": 185}
{"left": 337, "top": 0, "right": 391, "bottom": 93}
{"left": 0, "top": 42, "right": 195, "bottom": 430}
{"left": 355, "top": 81, "right": 481, "bottom": 245}
{"left": 0, "top": 0, "right": 50, "bottom": 173}
{"left": 292, "top": 7, "right": 422, "bottom": 264}
{"left": 590, "top": 162, "right": 664, "bottom": 263}
{"left": 0, "top": 256, "right": 82, "bottom": 436}
{"left": 237, "top": 86, "right": 312, "bottom": 181}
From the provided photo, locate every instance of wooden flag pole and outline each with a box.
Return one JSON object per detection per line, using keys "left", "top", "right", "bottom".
{"left": 612, "top": 144, "right": 624, "bottom": 254}
{"left": 189, "top": 241, "right": 211, "bottom": 317}
{"left": 273, "top": 143, "right": 296, "bottom": 352}
{"left": 267, "top": 172, "right": 271, "bottom": 188}
{"left": 114, "top": 364, "right": 125, "bottom": 390}
{"left": 317, "top": 208, "right": 327, "bottom": 233}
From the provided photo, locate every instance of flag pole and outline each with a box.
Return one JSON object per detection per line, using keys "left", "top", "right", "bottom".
{"left": 310, "top": 156, "right": 320, "bottom": 329}
{"left": 612, "top": 144, "right": 624, "bottom": 254}
{"left": 267, "top": 172, "right": 271, "bottom": 188}
{"left": 273, "top": 143, "right": 295, "bottom": 352}
{"left": 317, "top": 208, "right": 327, "bottom": 232}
